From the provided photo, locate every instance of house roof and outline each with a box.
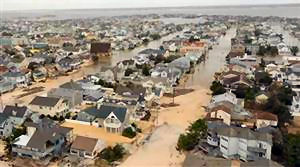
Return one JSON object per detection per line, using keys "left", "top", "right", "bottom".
{"left": 0, "top": 113, "right": 9, "bottom": 125}
{"left": 217, "top": 126, "right": 272, "bottom": 143}
{"left": 115, "top": 84, "right": 146, "bottom": 98}
{"left": 71, "top": 136, "right": 102, "bottom": 153}
{"left": 3, "top": 105, "right": 27, "bottom": 118}
{"left": 90, "top": 42, "right": 111, "bottom": 54}
{"left": 22, "top": 118, "right": 72, "bottom": 151}
{"left": 254, "top": 111, "right": 278, "bottom": 121}
{"left": 240, "top": 159, "right": 283, "bottom": 167}
{"left": 29, "top": 96, "right": 61, "bottom": 107}
{"left": 60, "top": 81, "right": 83, "bottom": 91}
{"left": 84, "top": 104, "right": 127, "bottom": 122}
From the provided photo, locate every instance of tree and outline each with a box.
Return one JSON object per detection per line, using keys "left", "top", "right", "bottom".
{"left": 122, "top": 127, "right": 136, "bottom": 138}
{"left": 245, "top": 87, "right": 257, "bottom": 101}
{"left": 100, "top": 144, "right": 126, "bottom": 163}
{"left": 187, "top": 119, "right": 207, "bottom": 138}
{"left": 283, "top": 134, "right": 300, "bottom": 167}
{"left": 290, "top": 46, "right": 299, "bottom": 56}
{"left": 142, "top": 65, "right": 151, "bottom": 76}
{"left": 177, "top": 133, "right": 199, "bottom": 151}
{"left": 150, "top": 33, "right": 161, "bottom": 40}
{"left": 233, "top": 86, "right": 248, "bottom": 98}
{"left": 177, "top": 119, "right": 207, "bottom": 152}
{"left": 124, "top": 68, "right": 134, "bottom": 77}
{"left": 210, "top": 81, "right": 226, "bottom": 96}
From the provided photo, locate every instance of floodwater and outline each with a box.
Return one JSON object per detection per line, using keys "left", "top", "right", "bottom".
{"left": 185, "top": 28, "right": 236, "bottom": 88}
{"left": 80, "top": 31, "right": 183, "bottom": 76}
{"left": 2, "top": 5, "right": 300, "bottom": 20}
{"left": 81, "top": 26, "right": 235, "bottom": 90}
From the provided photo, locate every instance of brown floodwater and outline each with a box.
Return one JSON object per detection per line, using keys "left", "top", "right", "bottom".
{"left": 185, "top": 28, "right": 237, "bottom": 89}
{"left": 79, "top": 27, "right": 236, "bottom": 90}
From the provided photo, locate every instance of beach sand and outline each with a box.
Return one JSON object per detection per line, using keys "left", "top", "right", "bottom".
{"left": 121, "top": 88, "right": 211, "bottom": 167}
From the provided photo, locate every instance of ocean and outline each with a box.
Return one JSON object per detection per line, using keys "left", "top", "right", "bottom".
{"left": 1, "top": 4, "right": 300, "bottom": 20}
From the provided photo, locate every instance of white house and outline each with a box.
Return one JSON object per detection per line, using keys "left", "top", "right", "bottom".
{"left": 0, "top": 113, "right": 13, "bottom": 138}
{"left": 286, "top": 64, "right": 300, "bottom": 92}
{"left": 210, "top": 92, "right": 238, "bottom": 105}
{"left": 2, "top": 105, "right": 30, "bottom": 126}
{"left": 277, "top": 43, "right": 291, "bottom": 56}
{"left": 70, "top": 136, "right": 106, "bottom": 159}
{"left": 290, "top": 95, "right": 300, "bottom": 117}
{"left": 213, "top": 127, "right": 272, "bottom": 161}
{"left": 29, "top": 96, "right": 69, "bottom": 116}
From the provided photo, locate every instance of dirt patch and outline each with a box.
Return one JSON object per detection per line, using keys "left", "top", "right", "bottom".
{"left": 164, "top": 88, "right": 194, "bottom": 97}
{"left": 161, "top": 103, "right": 180, "bottom": 108}
{"left": 17, "top": 87, "right": 45, "bottom": 99}
{"left": 61, "top": 122, "right": 133, "bottom": 146}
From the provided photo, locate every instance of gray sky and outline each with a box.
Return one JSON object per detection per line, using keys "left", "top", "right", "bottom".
{"left": 1, "top": 0, "right": 300, "bottom": 11}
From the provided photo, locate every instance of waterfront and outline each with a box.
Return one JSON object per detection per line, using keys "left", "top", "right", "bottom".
{"left": 2, "top": 5, "right": 300, "bottom": 20}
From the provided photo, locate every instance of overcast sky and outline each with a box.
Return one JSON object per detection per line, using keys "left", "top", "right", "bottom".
{"left": 1, "top": 0, "right": 300, "bottom": 11}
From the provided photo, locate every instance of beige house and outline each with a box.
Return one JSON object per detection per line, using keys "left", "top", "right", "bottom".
{"left": 70, "top": 136, "right": 106, "bottom": 159}
{"left": 254, "top": 112, "right": 278, "bottom": 129}
{"left": 209, "top": 106, "right": 232, "bottom": 125}
{"left": 29, "top": 96, "right": 69, "bottom": 116}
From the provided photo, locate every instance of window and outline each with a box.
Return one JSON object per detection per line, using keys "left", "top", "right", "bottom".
{"left": 221, "top": 137, "right": 228, "bottom": 142}
{"left": 40, "top": 106, "right": 43, "bottom": 109}
{"left": 221, "top": 144, "right": 227, "bottom": 150}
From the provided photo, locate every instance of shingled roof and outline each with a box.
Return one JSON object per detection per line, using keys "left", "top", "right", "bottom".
{"left": 83, "top": 104, "right": 127, "bottom": 122}
{"left": 29, "top": 96, "right": 61, "bottom": 107}
{"left": 90, "top": 42, "right": 111, "bottom": 54}
{"left": 3, "top": 105, "right": 27, "bottom": 118}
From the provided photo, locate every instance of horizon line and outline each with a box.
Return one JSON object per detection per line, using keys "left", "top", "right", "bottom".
{"left": 2, "top": 3, "right": 300, "bottom": 12}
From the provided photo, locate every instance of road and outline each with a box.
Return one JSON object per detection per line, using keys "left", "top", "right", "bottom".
{"left": 121, "top": 28, "right": 236, "bottom": 167}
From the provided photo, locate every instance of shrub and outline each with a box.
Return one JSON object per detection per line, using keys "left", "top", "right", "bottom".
{"left": 122, "top": 127, "right": 136, "bottom": 138}
{"left": 100, "top": 144, "right": 126, "bottom": 163}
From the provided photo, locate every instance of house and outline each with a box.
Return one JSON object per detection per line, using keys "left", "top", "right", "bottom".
{"left": 77, "top": 103, "right": 129, "bottom": 134}
{"left": 253, "top": 112, "right": 278, "bottom": 129}
{"left": 0, "top": 113, "right": 12, "bottom": 138}
{"left": 290, "top": 94, "right": 300, "bottom": 117}
{"left": 29, "top": 96, "right": 69, "bottom": 116}
{"left": 90, "top": 42, "right": 111, "bottom": 56}
{"left": 207, "top": 101, "right": 253, "bottom": 126}
{"left": 48, "top": 88, "right": 83, "bottom": 108}
{"left": 219, "top": 71, "right": 252, "bottom": 89}
{"left": 210, "top": 91, "right": 238, "bottom": 105}
{"left": 240, "top": 159, "right": 283, "bottom": 167}
{"left": 32, "top": 70, "right": 47, "bottom": 82}
{"left": 265, "top": 64, "right": 286, "bottom": 82}
{"left": 2, "top": 105, "right": 30, "bottom": 126}
{"left": 70, "top": 136, "right": 106, "bottom": 159}
{"left": 12, "top": 118, "right": 73, "bottom": 160}
{"left": 2, "top": 71, "right": 29, "bottom": 88}
{"left": 255, "top": 93, "right": 269, "bottom": 104}
{"left": 0, "top": 77, "right": 14, "bottom": 93}
{"left": 212, "top": 126, "right": 272, "bottom": 161}
{"left": 169, "top": 57, "right": 191, "bottom": 73}
{"left": 286, "top": 64, "right": 300, "bottom": 92}
{"left": 179, "top": 41, "right": 207, "bottom": 54}
{"left": 277, "top": 42, "right": 291, "bottom": 56}
{"left": 99, "top": 67, "right": 116, "bottom": 84}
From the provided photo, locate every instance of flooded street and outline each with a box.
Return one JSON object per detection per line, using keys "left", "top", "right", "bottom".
{"left": 121, "top": 28, "right": 236, "bottom": 167}
{"left": 185, "top": 27, "right": 236, "bottom": 89}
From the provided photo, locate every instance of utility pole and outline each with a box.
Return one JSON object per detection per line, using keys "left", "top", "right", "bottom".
{"left": 0, "top": 93, "right": 3, "bottom": 112}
